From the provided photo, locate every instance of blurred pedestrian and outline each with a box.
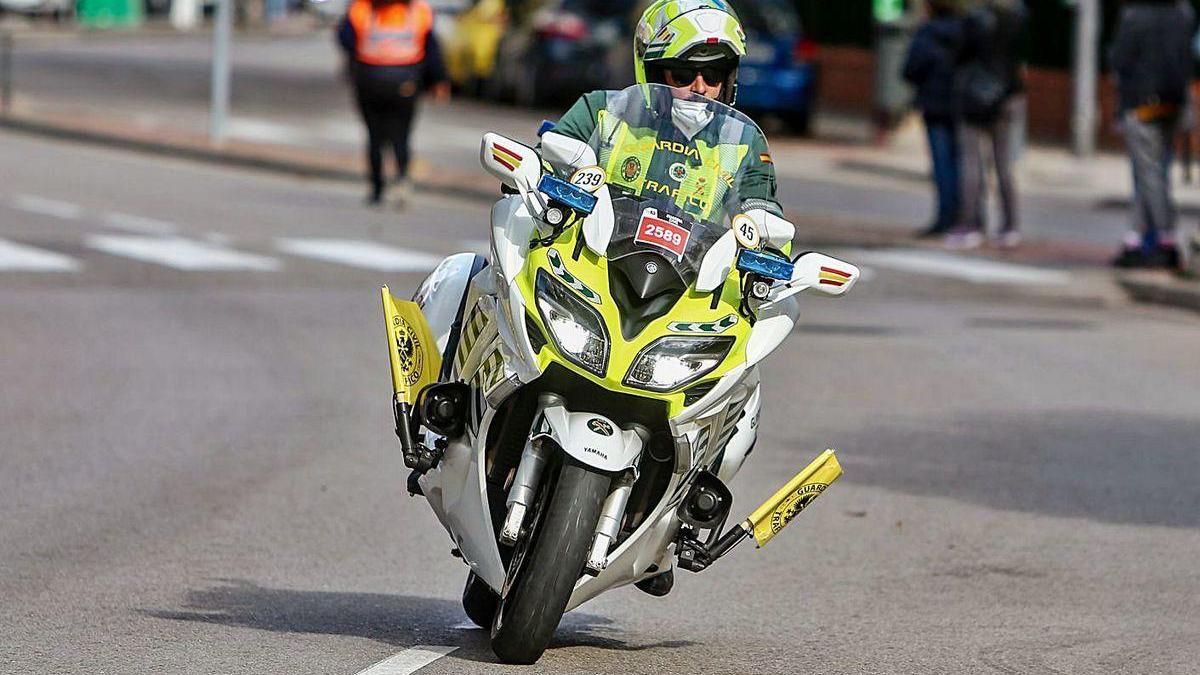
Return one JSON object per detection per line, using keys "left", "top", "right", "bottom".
{"left": 949, "top": 0, "right": 1027, "bottom": 250}
{"left": 904, "top": 0, "right": 965, "bottom": 238}
{"left": 1110, "top": 0, "right": 1196, "bottom": 268}
{"left": 338, "top": 0, "right": 451, "bottom": 207}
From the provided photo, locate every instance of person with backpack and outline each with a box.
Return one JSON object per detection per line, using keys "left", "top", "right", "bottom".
{"left": 949, "top": 0, "right": 1027, "bottom": 250}
{"left": 904, "top": 0, "right": 967, "bottom": 239}
{"left": 1110, "top": 0, "right": 1196, "bottom": 268}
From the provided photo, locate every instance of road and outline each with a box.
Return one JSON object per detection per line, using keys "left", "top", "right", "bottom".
{"left": 2, "top": 128, "right": 1199, "bottom": 675}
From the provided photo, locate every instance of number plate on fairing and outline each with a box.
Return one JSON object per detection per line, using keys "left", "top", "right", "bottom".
{"left": 635, "top": 207, "right": 690, "bottom": 261}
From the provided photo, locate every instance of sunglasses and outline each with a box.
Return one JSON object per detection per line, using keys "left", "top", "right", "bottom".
{"left": 663, "top": 65, "right": 731, "bottom": 87}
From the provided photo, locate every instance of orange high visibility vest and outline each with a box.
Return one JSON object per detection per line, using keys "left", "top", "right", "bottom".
{"left": 349, "top": 0, "right": 434, "bottom": 67}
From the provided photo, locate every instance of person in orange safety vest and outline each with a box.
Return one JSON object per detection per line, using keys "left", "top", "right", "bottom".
{"left": 338, "top": 0, "right": 450, "bottom": 206}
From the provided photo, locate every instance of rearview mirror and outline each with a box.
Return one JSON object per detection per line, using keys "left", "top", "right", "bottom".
{"left": 789, "top": 252, "right": 859, "bottom": 296}
{"left": 480, "top": 133, "right": 542, "bottom": 192}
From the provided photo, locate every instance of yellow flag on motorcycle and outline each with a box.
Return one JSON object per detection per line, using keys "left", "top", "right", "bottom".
{"left": 381, "top": 286, "right": 441, "bottom": 404}
{"left": 746, "top": 449, "right": 843, "bottom": 547}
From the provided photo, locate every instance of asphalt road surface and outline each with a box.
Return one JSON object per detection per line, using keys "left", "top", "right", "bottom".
{"left": 2, "top": 130, "right": 1199, "bottom": 675}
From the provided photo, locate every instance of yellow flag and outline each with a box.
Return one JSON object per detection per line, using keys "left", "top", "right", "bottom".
{"left": 381, "top": 286, "right": 441, "bottom": 404}
{"left": 746, "top": 449, "right": 842, "bottom": 547}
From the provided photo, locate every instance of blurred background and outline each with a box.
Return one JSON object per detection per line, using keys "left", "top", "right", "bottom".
{"left": 2, "top": 2, "right": 1200, "bottom": 674}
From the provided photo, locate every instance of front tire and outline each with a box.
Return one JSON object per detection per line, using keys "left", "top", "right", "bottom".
{"left": 490, "top": 458, "right": 610, "bottom": 664}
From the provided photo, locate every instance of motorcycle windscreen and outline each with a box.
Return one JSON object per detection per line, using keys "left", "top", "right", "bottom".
{"left": 746, "top": 449, "right": 843, "bottom": 547}
{"left": 381, "top": 285, "right": 442, "bottom": 404}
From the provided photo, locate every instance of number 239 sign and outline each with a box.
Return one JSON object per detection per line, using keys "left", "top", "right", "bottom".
{"left": 635, "top": 208, "right": 690, "bottom": 261}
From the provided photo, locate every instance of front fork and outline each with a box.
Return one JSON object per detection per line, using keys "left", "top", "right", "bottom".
{"left": 498, "top": 394, "right": 644, "bottom": 576}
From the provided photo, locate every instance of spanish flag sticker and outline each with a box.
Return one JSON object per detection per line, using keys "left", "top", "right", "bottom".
{"left": 491, "top": 142, "right": 523, "bottom": 172}
{"left": 758, "top": 152, "right": 773, "bottom": 164}
{"left": 818, "top": 266, "right": 852, "bottom": 287}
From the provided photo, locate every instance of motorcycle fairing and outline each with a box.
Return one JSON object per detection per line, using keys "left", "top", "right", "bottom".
{"left": 516, "top": 224, "right": 753, "bottom": 419}
{"left": 418, "top": 414, "right": 508, "bottom": 591}
{"left": 413, "top": 252, "right": 489, "bottom": 377}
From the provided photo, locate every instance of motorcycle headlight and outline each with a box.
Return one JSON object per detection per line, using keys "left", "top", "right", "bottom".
{"left": 535, "top": 269, "right": 609, "bottom": 376}
{"left": 624, "top": 336, "right": 734, "bottom": 393}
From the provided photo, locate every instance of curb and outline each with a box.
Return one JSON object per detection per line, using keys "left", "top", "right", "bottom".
{"left": 0, "top": 114, "right": 500, "bottom": 204}
{"left": 1116, "top": 271, "right": 1200, "bottom": 315}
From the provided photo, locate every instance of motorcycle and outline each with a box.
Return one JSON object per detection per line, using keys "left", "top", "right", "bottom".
{"left": 380, "top": 84, "right": 859, "bottom": 664}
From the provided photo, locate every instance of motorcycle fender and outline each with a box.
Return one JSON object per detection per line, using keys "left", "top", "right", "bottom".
{"left": 539, "top": 405, "right": 644, "bottom": 473}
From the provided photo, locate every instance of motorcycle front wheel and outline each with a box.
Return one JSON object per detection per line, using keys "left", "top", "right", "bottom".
{"left": 490, "top": 457, "right": 610, "bottom": 664}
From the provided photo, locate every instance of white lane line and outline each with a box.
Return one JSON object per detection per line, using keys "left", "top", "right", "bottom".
{"left": 354, "top": 645, "right": 458, "bottom": 675}
{"left": 843, "top": 248, "right": 1071, "bottom": 286}
{"left": 0, "top": 239, "right": 80, "bottom": 272}
{"left": 12, "top": 195, "right": 84, "bottom": 220}
{"left": 277, "top": 238, "right": 442, "bottom": 272}
{"left": 227, "top": 117, "right": 308, "bottom": 145}
{"left": 459, "top": 239, "right": 491, "bottom": 256}
{"left": 85, "top": 235, "right": 280, "bottom": 271}
{"left": 101, "top": 212, "right": 179, "bottom": 235}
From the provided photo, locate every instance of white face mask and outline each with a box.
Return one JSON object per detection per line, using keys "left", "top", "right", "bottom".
{"left": 671, "top": 98, "right": 714, "bottom": 140}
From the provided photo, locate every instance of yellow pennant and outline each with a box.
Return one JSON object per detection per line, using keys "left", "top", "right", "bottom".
{"left": 381, "top": 286, "right": 441, "bottom": 404}
{"left": 746, "top": 449, "right": 842, "bottom": 547}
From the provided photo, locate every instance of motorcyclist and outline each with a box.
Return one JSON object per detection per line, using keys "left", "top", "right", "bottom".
{"left": 552, "top": 0, "right": 784, "bottom": 232}
{"left": 550, "top": 0, "right": 783, "bottom": 598}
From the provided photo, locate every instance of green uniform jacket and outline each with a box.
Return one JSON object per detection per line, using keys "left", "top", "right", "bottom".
{"left": 554, "top": 90, "right": 784, "bottom": 218}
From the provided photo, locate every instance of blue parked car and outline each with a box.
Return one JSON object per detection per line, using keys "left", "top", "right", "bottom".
{"left": 729, "top": 0, "right": 819, "bottom": 135}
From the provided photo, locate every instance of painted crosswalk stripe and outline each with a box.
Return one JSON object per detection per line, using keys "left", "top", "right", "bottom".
{"left": 13, "top": 195, "right": 84, "bottom": 220}
{"left": 277, "top": 238, "right": 442, "bottom": 272}
{"left": 85, "top": 235, "right": 280, "bottom": 271}
{"left": 354, "top": 645, "right": 458, "bottom": 675}
{"left": 101, "top": 212, "right": 179, "bottom": 235}
{"left": 0, "top": 239, "right": 80, "bottom": 272}
{"left": 843, "top": 248, "right": 1071, "bottom": 286}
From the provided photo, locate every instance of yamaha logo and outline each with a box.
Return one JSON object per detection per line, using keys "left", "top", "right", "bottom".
{"left": 587, "top": 418, "right": 614, "bottom": 436}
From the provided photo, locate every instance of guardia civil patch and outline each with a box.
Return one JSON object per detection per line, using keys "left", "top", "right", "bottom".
{"left": 668, "top": 314, "right": 739, "bottom": 334}
{"left": 621, "top": 156, "right": 642, "bottom": 182}
{"left": 546, "top": 248, "right": 602, "bottom": 304}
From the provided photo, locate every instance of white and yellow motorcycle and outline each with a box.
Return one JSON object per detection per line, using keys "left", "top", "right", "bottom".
{"left": 381, "top": 84, "right": 858, "bottom": 664}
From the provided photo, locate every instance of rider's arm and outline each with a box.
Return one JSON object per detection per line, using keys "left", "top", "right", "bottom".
{"left": 552, "top": 91, "right": 609, "bottom": 143}
{"left": 738, "top": 133, "right": 782, "bottom": 217}
{"left": 739, "top": 133, "right": 790, "bottom": 255}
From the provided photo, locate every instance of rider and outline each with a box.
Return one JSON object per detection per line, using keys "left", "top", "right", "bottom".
{"left": 552, "top": 0, "right": 782, "bottom": 598}
{"left": 553, "top": 0, "right": 784, "bottom": 228}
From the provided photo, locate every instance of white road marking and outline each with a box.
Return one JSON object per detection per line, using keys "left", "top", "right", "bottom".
{"left": 101, "top": 212, "right": 179, "bottom": 235}
{"left": 276, "top": 238, "right": 442, "bottom": 272}
{"left": 0, "top": 239, "right": 80, "bottom": 272}
{"left": 227, "top": 117, "right": 308, "bottom": 145}
{"left": 12, "top": 195, "right": 84, "bottom": 220}
{"left": 85, "top": 235, "right": 280, "bottom": 271}
{"left": 458, "top": 239, "right": 491, "bottom": 256}
{"left": 354, "top": 645, "right": 458, "bottom": 675}
{"left": 842, "top": 248, "right": 1071, "bottom": 286}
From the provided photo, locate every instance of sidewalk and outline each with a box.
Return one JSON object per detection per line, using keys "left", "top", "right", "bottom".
{"left": 1, "top": 27, "right": 1197, "bottom": 314}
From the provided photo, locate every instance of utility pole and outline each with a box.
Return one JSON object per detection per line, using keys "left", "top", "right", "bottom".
{"left": 1, "top": 30, "right": 12, "bottom": 117}
{"left": 210, "top": 0, "right": 233, "bottom": 145}
{"left": 1072, "top": 0, "right": 1100, "bottom": 157}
